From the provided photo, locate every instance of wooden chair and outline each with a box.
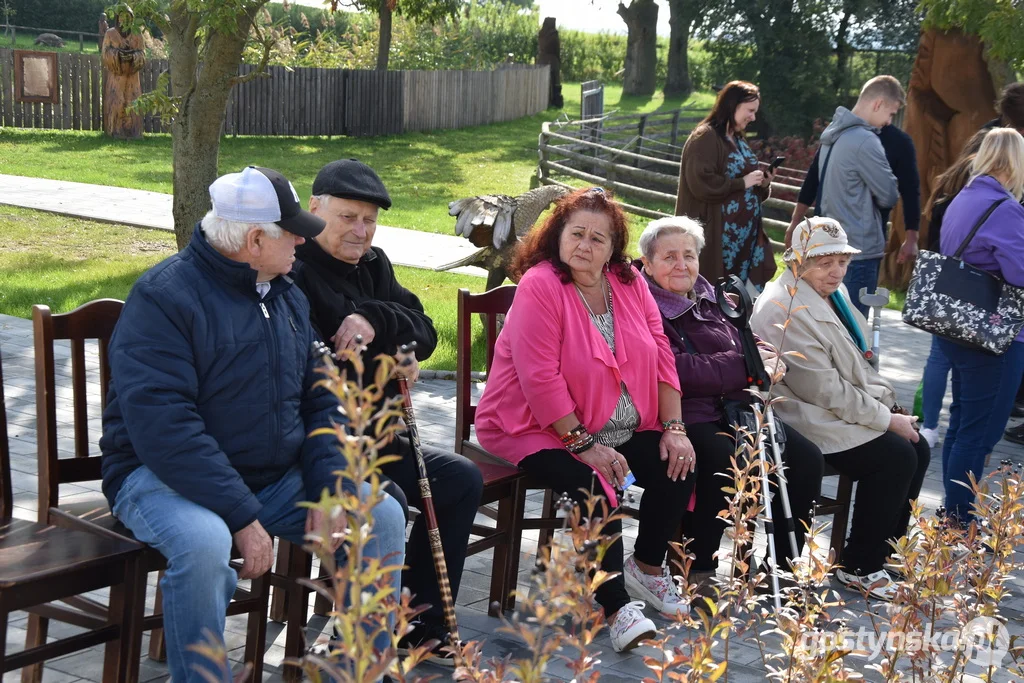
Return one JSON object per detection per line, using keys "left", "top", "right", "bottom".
{"left": 815, "top": 463, "right": 854, "bottom": 565}
{"left": 0, "top": 338, "right": 146, "bottom": 682}
{"left": 454, "top": 286, "right": 566, "bottom": 614}
{"left": 28, "top": 300, "right": 271, "bottom": 682}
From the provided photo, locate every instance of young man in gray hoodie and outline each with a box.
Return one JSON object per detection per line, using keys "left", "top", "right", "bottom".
{"left": 808, "top": 76, "right": 905, "bottom": 315}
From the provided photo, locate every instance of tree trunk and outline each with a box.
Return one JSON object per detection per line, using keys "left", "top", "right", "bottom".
{"left": 165, "top": 6, "right": 253, "bottom": 249}
{"left": 617, "top": 0, "right": 658, "bottom": 97}
{"left": 833, "top": 10, "right": 853, "bottom": 100}
{"left": 376, "top": 0, "right": 392, "bottom": 71}
{"left": 664, "top": 0, "right": 699, "bottom": 98}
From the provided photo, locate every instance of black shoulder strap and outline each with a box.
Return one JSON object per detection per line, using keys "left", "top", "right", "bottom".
{"left": 676, "top": 324, "right": 697, "bottom": 355}
{"left": 815, "top": 128, "right": 853, "bottom": 212}
{"left": 953, "top": 198, "right": 1008, "bottom": 258}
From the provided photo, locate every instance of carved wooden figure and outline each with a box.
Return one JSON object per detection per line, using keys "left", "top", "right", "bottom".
{"left": 101, "top": 19, "right": 145, "bottom": 140}
{"left": 881, "top": 28, "right": 1002, "bottom": 288}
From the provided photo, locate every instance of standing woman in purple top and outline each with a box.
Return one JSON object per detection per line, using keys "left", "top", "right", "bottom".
{"left": 935, "top": 128, "right": 1024, "bottom": 525}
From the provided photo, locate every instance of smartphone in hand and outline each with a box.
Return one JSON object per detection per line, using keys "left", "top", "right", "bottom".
{"left": 768, "top": 156, "right": 786, "bottom": 173}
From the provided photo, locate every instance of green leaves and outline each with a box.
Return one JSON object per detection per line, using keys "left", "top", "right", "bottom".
{"left": 919, "top": 0, "right": 1024, "bottom": 70}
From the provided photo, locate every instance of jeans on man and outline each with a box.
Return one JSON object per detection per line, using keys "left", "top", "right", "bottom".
{"left": 842, "top": 258, "right": 881, "bottom": 317}
{"left": 938, "top": 339, "right": 1024, "bottom": 521}
{"left": 112, "top": 465, "right": 406, "bottom": 683}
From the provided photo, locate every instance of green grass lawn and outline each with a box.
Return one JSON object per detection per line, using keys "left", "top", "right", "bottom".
{"left": 5, "top": 32, "right": 101, "bottom": 53}
{"left": 0, "top": 207, "right": 487, "bottom": 371}
{"left": 0, "top": 82, "right": 712, "bottom": 238}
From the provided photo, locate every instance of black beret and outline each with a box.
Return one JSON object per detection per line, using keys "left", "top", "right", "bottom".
{"left": 311, "top": 158, "right": 392, "bottom": 210}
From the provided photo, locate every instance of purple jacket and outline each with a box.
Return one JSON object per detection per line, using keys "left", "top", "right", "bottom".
{"left": 644, "top": 273, "right": 750, "bottom": 424}
{"left": 940, "top": 174, "right": 1024, "bottom": 342}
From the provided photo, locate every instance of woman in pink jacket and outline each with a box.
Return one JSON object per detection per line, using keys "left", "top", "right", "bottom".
{"left": 475, "top": 188, "right": 697, "bottom": 652}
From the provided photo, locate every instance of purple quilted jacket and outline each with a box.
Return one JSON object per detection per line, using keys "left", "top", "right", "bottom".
{"left": 643, "top": 273, "right": 751, "bottom": 425}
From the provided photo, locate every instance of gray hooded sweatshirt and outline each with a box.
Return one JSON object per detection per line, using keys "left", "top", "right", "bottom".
{"left": 817, "top": 107, "right": 899, "bottom": 260}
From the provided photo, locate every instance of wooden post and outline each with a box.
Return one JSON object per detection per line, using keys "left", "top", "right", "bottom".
{"left": 670, "top": 110, "right": 680, "bottom": 149}
{"left": 538, "top": 129, "right": 549, "bottom": 182}
{"left": 635, "top": 114, "right": 647, "bottom": 168}
{"left": 78, "top": 33, "right": 83, "bottom": 52}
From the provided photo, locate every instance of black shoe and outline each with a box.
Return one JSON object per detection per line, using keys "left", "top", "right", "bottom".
{"left": 1005, "top": 423, "right": 1024, "bottom": 446}
{"left": 396, "top": 621, "right": 457, "bottom": 667}
{"left": 1012, "top": 401, "right": 1024, "bottom": 418}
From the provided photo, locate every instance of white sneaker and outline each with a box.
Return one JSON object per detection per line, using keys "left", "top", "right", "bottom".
{"left": 919, "top": 427, "right": 939, "bottom": 448}
{"left": 623, "top": 555, "right": 690, "bottom": 616}
{"left": 834, "top": 568, "right": 899, "bottom": 602}
{"left": 609, "top": 601, "right": 657, "bottom": 652}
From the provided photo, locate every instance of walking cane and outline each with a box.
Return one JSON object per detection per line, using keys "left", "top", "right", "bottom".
{"left": 858, "top": 287, "right": 891, "bottom": 370}
{"left": 715, "top": 275, "right": 800, "bottom": 611}
{"left": 395, "top": 342, "right": 464, "bottom": 664}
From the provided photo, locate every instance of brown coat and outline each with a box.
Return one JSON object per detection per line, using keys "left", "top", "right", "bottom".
{"left": 675, "top": 123, "right": 777, "bottom": 286}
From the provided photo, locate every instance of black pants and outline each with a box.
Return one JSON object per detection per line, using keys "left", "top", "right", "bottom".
{"left": 379, "top": 435, "right": 484, "bottom": 628}
{"left": 519, "top": 430, "right": 696, "bottom": 617}
{"left": 824, "top": 431, "right": 930, "bottom": 575}
{"left": 682, "top": 421, "right": 824, "bottom": 572}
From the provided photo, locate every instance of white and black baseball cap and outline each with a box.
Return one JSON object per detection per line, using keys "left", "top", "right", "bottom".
{"left": 209, "top": 166, "right": 325, "bottom": 238}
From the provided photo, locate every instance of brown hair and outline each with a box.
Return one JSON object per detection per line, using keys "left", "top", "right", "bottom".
{"left": 858, "top": 75, "right": 906, "bottom": 107}
{"left": 924, "top": 152, "right": 976, "bottom": 222}
{"left": 701, "top": 81, "right": 760, "bottom": 139}
{"left": 510, "top": 187, "right": 635, "bottom": 284}
{"left": 998, "top": 82, "right": 1024, "bottom": 131}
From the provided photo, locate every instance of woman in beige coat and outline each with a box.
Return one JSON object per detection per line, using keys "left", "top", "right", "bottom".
{"left": 750, "top": 217, "right": 930, "bottom": 602}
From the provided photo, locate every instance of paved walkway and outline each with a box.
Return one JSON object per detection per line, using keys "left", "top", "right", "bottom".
{"left": 3, "top": 306, "right": 1024, "bottom": 682}
{"left": 0, "top": 174, "right": 488, "bottom": 278}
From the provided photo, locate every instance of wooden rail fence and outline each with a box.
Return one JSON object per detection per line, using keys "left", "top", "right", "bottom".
{"left": 0, "top": 48, "right": 550, "bottom": 137}
{"left": 538, "top": 117, "right": 808, "bottom": 244}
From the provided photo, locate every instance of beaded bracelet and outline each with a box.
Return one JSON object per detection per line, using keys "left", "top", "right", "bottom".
{"left": 566, "top": 433, "right": 596, "bottom": 455}
{"left": 560, "top": 424, "right": 588, "bottom": 446}
{"left": 662, "top": 419, "right": 688, "bottom": 436}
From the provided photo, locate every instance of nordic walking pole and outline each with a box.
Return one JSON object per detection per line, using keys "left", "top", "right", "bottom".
{"left": 716, "top": 275, "right": 800, "bottom": 611}
{"left": 395, "top": 342, "right": 463, "bottom": 664}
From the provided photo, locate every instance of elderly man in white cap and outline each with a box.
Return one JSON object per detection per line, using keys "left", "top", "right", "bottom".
{"left": 100, "top": 166, "right": 407, "bottom": 682}
{"left": 750, "top": 216, "right": 929, "bottom": 603}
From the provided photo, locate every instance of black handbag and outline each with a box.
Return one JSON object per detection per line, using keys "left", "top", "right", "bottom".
{"left": 903, "top": 198, "right": 1024, "bottom": 355}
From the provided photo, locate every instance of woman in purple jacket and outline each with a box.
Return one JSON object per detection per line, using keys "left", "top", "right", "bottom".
{"left": 638, "top": 216, "right": 824, "bottom": 591}
{"left": 935, "top": 128, "right": 1024, "bottom": 525}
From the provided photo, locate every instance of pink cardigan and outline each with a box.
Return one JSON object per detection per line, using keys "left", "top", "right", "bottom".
{"left": 475, "top": 261, "right": 680, "bottom": 501}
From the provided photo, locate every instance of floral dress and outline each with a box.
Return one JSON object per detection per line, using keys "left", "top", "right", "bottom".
{"left": 722, "top": 135, "right": 767, "bottom": 283}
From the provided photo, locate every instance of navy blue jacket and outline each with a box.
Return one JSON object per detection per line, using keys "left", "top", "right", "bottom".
{"left": 100, "top": 227, "right": 344, "bottom": 533}
{"left": 799, "top": 124, "right": 921, "bottom": 233}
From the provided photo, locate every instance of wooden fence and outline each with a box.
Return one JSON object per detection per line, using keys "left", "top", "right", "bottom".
{"left": 537, "top": 117, "right": 806, "bottom": 243}
{"left": 0, "top": 48, "right": 550, "bottom": 136}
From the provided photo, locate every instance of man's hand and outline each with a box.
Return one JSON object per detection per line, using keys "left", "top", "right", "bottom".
{"left": 897, "top": 231, "right": 920, "bottom": 264}
{"left": 332, "top": 313, "right": 375, "bottom": 353}
{"left": 306, "top": 506, "right": 347, "bottom": 554}
{"left": 395, "top": 353, "right": 420, "bottom": 385}
{"left": 232, "top": 520, "right": 274, "bottom": 579}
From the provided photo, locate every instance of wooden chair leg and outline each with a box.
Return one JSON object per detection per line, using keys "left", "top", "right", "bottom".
{"left": 103, "top": 557, "right": 145, "bottom": 683}
{"left": 488, "top": 483, "right": 517, "bottom": 617}
{"left": 536, "top": 488, "right": 556, "bottom": 551}
{"left": 0, "top": 609, "right": 8, "bottom": 676}
{"left": 19, "top": 613, "right": 47, "bottom": 683}
{"left": 242, "top": 574, "right": 270, "bottom": 683}
{"left": 148, "top": 572, "right": 167, "bottom": 662}
{"left": 313, "top": 561, "right": 331, "bottom": 617}
{"left": 283, "top": 544, "right": 313, "bottom": 683}
{"left": 829, "top": 475, "right": 854, "bottom": 565}
{"left": 500, "top": 478, "right": 529, "bottom": 614}
{"left": 270, "top": 542, "right": 294, "bottom": 623}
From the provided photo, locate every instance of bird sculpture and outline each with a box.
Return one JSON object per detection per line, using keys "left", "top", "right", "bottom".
{"left": 437, "top": 184, "right": 570, "bottom": 289}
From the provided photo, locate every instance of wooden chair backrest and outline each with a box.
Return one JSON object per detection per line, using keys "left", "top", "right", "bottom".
{"left": 454, "top": 286, "right": 517, "bottom": 450}
{"left": 0, "top": 343, "right": 12, "bottom": 521}
{"left": 33, "top": 300, "right": 123, "bottom": 521}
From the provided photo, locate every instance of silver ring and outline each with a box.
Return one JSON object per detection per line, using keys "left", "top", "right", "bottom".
{"left": 611, "top": 459, "right": 621, "bottom": 469}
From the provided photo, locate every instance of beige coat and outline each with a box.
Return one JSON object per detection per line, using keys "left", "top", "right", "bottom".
{"left": 750, "top": 269, "right": 896, "bottom": 454}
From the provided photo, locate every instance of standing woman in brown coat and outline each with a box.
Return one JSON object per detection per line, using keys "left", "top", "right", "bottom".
{"left": 675, "top": 81, "right": 777, "bottom": 289}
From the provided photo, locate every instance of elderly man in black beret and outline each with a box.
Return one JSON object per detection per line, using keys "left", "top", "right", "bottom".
{"left": 294, "top": 158, "right": 483, "bottom": 666}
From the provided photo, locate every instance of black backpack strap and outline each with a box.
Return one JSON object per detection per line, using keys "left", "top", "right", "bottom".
{"left": 953, "top": 198, "right": 1008, "bottom": 258}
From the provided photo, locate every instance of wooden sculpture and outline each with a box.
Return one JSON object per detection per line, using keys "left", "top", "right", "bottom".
{"left": 101, "top": 9, "right": 145, "bottom": 140}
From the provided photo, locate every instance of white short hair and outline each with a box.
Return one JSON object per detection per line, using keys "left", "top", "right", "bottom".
{"left": 639, "top": 216, "right": 706, "bottom": 260}
{"left": 201, "top": 211, "right": 281, "bottom": 252}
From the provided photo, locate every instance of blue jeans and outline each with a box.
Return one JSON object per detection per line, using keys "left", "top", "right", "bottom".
{"left": 921, "top": 336, "right": 952, "bottom": 430}
{"left": 112, "top": 465, "right": 407, "bottom": 683}
{"left": 938, "top": 339, "right": 1024, "bottom": 521}
{"left": 842, "top": 258, "right": 881, "bottom": 317}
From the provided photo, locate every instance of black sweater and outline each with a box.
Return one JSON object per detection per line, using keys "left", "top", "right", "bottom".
{"left": 293, "top": 239, "right": 437, "bottom": 388}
